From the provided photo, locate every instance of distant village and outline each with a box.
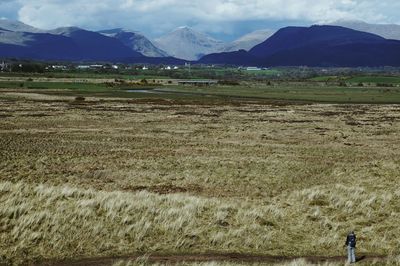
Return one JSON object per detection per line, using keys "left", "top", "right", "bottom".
{"left": 48, "top": 64, "right": 267, "bottom": 71}
{"left": 0, "top": 60, "right": 271, "bottom": 73}
{"left": 0, "top": 60, "right": 185, "bottom": 73}
{"left": 52, "top": 64, "right": 182, "bottom": 71}
{"left": 0, "top": 60, "right": 274, "bottom": 72}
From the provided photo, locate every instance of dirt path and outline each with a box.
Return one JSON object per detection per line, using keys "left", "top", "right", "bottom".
{"left": 37, "top": 253, "right": 387, "bottom": 266}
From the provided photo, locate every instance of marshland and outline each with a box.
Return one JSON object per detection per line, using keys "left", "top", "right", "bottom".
{"left": 1, "top": 75, "right": 400, "bottom": 265}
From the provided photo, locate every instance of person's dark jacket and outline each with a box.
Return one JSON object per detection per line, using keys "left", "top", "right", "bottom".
{"left": 345, "top": 233, "right": 357, "bottom": 248}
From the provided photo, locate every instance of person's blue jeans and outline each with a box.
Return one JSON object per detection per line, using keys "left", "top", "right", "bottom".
{"left": 347, "top": 246, "right": 356, "bottom": 263}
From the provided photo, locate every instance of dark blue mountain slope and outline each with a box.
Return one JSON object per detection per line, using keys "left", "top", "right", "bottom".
{"left": 199, "top": 25, "right": 400, "bottom": 67}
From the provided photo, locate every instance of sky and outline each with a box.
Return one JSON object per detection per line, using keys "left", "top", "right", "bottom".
{"left": 1, "top": 0, "right": 400, "bottom": 41}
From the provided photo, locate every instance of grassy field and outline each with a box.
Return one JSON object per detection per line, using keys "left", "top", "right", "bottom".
{"left": 3, "top": 79, "right": 400, "bottom": 104}
{"left": 111, "top": 258, "right": 400, "bottom": 266}
{"left": 1, "top": 81, "right": 400, "bottom": 265}
{"left": 0, "top": 67, "right": 284, "bottom": 81}
{"left": 242, "top": 69, "right": 281, "bottom": 76}
{"left": 311, "top": 75, "right": 400, "bottom": 85}
{"left": 347, "top": 76, "right": 400, "bottom": 84}
{"left": 0, "top": 71, "right": 172, "bottom": 80}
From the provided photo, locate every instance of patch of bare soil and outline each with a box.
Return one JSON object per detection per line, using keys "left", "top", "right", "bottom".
{"left": 266, "top": 119, "right": 322, "bottom": 124}
{"left": 123, "top": 184, "right": 203, "bottom": 195}
{"left": 173, "top": 111, "right": 220, "bottom": 117}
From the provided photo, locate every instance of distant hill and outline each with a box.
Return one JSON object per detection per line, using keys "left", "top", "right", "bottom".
{"left": 330, "top": 20, "right": 400, "bottom": 40}
{"left": 154, "top": 26, "right": 225, "bottom": 60}
{"left": 200, "top": 25, "right": 400, "bottom": 67}
{"left": 0, "top": 29, "right": 82, "bottom": 60}
{"left": 249, "top": 25, "right": 385, "bottom": 57}
{"left": 99, "top": 28, "right": 169, "bottom": 58}
{"left": 48, "top": 27, "right": 142, "bottom": 61}
{"left": 221, "top": 29, "right": 275, "bottom": 52}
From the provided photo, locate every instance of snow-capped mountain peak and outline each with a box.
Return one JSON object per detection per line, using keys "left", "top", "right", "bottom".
{"left": 154, "top": 26, "right": 225, "bottom": 60}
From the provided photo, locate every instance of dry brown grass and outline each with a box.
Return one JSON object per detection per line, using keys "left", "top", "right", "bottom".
{"left": 111, "top": 257, "right": 400, "bottom": 266}
{"left": 1, "top": 91, "right": 400, "bottom": 264}
{"left": 111, "top": 259, "right": 342, "bottom": 266}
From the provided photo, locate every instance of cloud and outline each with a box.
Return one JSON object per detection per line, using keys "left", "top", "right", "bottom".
{"left": 5, "top": 0, "right": 400, "bottom": 37}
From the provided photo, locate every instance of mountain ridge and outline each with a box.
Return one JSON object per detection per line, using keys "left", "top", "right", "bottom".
{"left": 200, "top": 25, "right": 400, "bottom": 67}
{"left": 47, "top": 27, "right": 143, "bottom": 60}
{"left": 98, "top": 28, "right": 169, "bottom": 58}
{"left": 2, "top": 20, "right": 400, "bottom": 66}
{"left": 0, "top": 20, "right": 189, "bottom": 64}
{"left": 0, "top": 19, "right": 43, "bottom": 33}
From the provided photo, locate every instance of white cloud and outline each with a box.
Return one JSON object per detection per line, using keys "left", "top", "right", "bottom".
{"left": 9, "top": 0, "right": 400, "bottom": 36}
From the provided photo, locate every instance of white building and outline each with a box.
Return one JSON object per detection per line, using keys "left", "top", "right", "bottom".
{"left": 76, "top": 65, "right": 105, "bottom": 70}
{"left": 52, "top": 65, "right": 67, "bottom": 70}
{"left": 246, "top": 67, "right": 262, "bottom": 71}
{"left": 77, "top": 65, "right": 91, "bottom": 69}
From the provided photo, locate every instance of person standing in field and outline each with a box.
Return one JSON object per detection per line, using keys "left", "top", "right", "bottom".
{"left": 345, "top": 231, "right": 357, "bottom": 264}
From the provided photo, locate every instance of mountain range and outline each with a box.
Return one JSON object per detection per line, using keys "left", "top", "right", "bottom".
{"left": 0, "top": 20, "right": 186, "bottom": 63}
{"left": 0, "top": 26, "right": 145, "bottom": 61}
{"left": 0, "top": 19, "right": 273, "bottom": 62}
{"left": 2, "top": 19, "right": 400, "bottom": 67}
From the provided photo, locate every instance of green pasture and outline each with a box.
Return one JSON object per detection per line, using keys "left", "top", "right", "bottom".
{"left": 347, "top": 76, "right": 400, "bottom": 84}
{"left": 2, "top": 80, "right": 400, "bottom": 103}
{"left": 311, "top": 75, "right": 400, "bottom": 85}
